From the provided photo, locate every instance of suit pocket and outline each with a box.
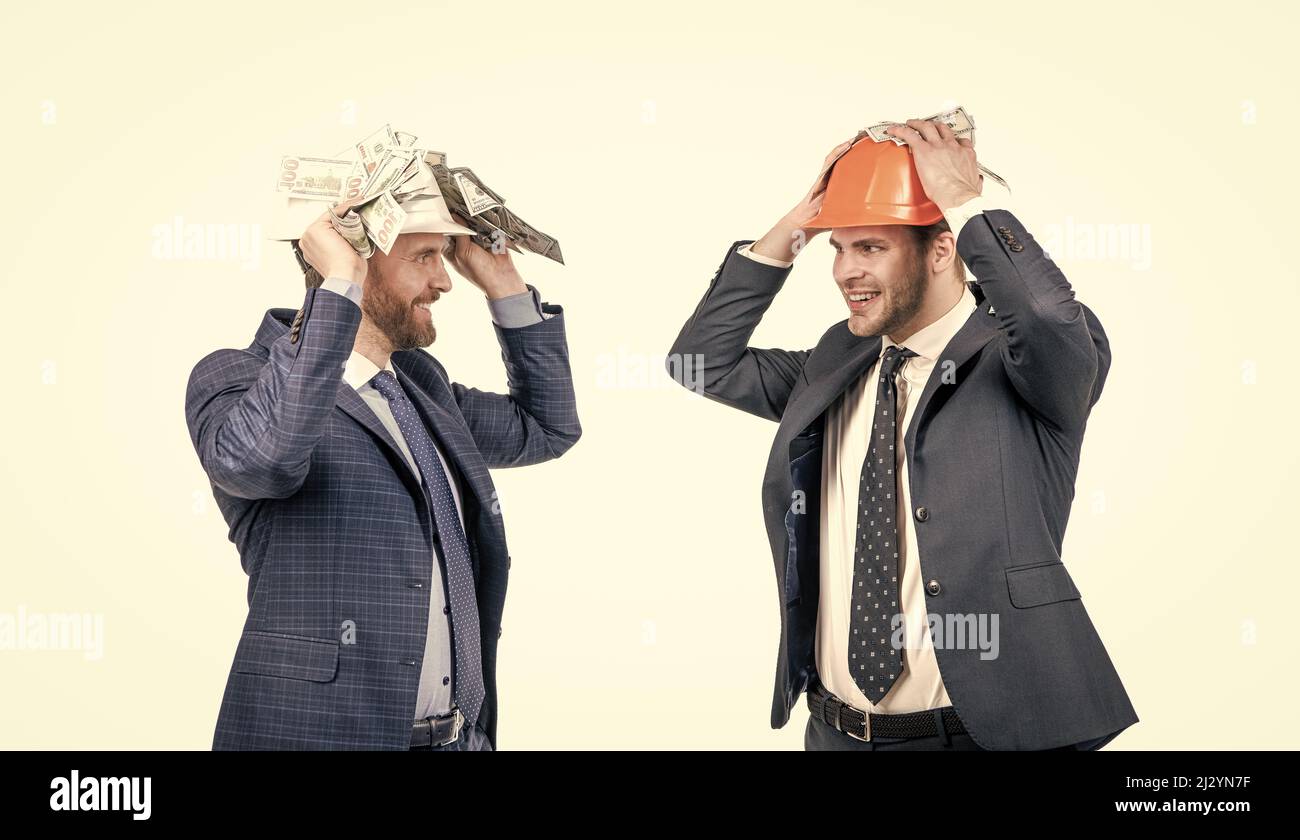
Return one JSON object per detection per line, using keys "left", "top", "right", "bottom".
{"left": 1005, "top": 562, "right": 1081, "bottom": 608}
{"left": 233, "top": 630, "right": 340, "bottom": 682}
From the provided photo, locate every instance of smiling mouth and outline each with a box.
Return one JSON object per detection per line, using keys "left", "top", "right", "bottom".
{"left": 846, "top": 291, "right": 881, "bottom": 313}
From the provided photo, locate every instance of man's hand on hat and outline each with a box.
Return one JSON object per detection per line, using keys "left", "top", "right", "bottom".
{"left": 752, "top": 139, "right": 854, "bottom": 263}
{"left": 300, "top": 204, "right": 368, "bottom": 286}
{"left": 443, "top": 225, "right": 528, "bottom": 300}
{"left": 885, "top": 119, "right": 983, "bottom": 212}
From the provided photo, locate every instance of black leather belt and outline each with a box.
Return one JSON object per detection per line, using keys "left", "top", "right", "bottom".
{"left": 411, "top": 707, "right": 465, "bottom": 748}
{"left": 807, "top": 680, "right": 965, "bottom": 742}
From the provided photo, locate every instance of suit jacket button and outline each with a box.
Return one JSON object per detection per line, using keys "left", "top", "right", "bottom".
{"left": 915, "top": 506, "right": 929, "bottom": 522}
{"left": 926, "top": 579, "right": 941, "bottom": 596}
{"left": 997, "top": 226, "right": 1011, "bottom": 234}
{"left": 1009, "top": 244, "right": 1025, "bottom": 252}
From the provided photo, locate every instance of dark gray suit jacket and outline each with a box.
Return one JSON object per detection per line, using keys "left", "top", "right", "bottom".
{"left": 185, "top": 285, "right": 580, "bottom": 749}
{"left": 667, "top": 210, "right": 1138, "bottom": 750}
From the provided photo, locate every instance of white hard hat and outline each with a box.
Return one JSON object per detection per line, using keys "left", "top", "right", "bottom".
{"left": 267, "top": 189, "right": 473, "bottom": 242}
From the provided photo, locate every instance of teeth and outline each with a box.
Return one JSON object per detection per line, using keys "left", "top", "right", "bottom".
{"left": 848, "top": 292, "right": 878, "bottom": 302}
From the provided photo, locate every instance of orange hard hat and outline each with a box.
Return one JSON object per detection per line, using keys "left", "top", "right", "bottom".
{"left": 804, "top": 138, "right": 944, "bottom": 228}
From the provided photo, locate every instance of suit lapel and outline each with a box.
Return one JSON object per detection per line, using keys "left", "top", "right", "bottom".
{"left": 902, "top": 296, "right": 1000, "bottom": 454}
{"left": 335, "top": 385, "right": 426, "bottom": 494}
{"left": 780, "top": 332, "right": 882, "bottom": 443}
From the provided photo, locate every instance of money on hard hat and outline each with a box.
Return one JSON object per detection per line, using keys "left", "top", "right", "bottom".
{"left": 845, "top": 105, "right": 1010, "bottom": 193}
{"left": 269, "top": 124, "right": 564, "bottom": 264}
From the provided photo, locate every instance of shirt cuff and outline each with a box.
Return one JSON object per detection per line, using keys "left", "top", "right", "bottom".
{"left": 319, "top": 277, "right": 364, "bottom": 307}
{"left": 942, "top": 177, "right": 1013, "bottom": 236}
{"left": 487, "top": 285, "right": 550, "bottom": 328}
{"left": 737, "top": 242, "right": 794, "bottom": 269}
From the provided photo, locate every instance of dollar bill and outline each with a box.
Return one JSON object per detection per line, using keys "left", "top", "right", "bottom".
{"left": 865, "top": 106, "right": 977, "bottom": 145}
{"left": 328, "top": 205, "right": 375, "bottom": 259}
{"left": 361, "top": 146, "right": 418, "bottom": 198}
{"left": 281, "top": 127, "right": 563, "bottom": 263}
{"left": 452, "top": 170, "right": 503, "bottom": 215}
{"left": 854, "top": 105, "right": 1010, "bottom": 192}
{"left": 339, "top": 161, "right": 369, "bottom": 202}
{"left": 355, "top": 124, "right": 397, "bottom": 177}
{"left": 358, "top": 191, "right": 406, "bottom": 255}
{"left": 974, "top": 162, "right": 1009, "bottom": 191}
{"left": 277, "top": 155, "right": 355, "bottom": 200}
{"left": 426, "top": 164, "right": 563, "bottom": 262}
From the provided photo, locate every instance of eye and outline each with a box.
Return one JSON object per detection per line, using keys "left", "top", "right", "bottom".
{"left": 862, "top": 244, "right": 883, "bottom": 254}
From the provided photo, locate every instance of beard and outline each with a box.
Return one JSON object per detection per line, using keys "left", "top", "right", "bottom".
{"left": 847, "top": 245, "right": 930, "bottom": 338}
{"left": 361, "top": 263, "right": 436, "bottom": 351}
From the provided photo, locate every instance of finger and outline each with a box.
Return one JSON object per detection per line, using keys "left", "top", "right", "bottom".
{"left": 934, "top": 121, "right": 957, "bottom": 142}
{"left": 808, "top": 171, "right": 832, "bottom": 200}
{"left": 956, "top": 136, "right": 975, "bottom": 149}
{"left": 447, "top": 234, "right": 469, "bottom": 262}
{"left": 906, "top": 119, "right": 942, "bottom": 144}
{"left": 332, "top": 196, "right": 365, "bottom": 215}
{"left": 886, "top": 123, "right": 924, "bottom": 145}
{"left": 453, "top": 232, "right": 486, "bottom": 263}
{"left": 823, "top": 138, "right": 853, "bottom": 166}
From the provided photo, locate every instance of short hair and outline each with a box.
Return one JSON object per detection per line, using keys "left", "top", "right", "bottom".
{"left": 290, "top": 240, "right": 325, "bottom": 289}
{"left": 907, "top": 219, "right": 966, "bottom": 282}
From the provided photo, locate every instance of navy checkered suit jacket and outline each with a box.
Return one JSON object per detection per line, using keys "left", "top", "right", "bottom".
{"left": 185, "top": 285, "right": 580, "bottom": 750}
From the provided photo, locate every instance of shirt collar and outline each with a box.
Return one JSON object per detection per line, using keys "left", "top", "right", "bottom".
{"left": 883, "top": 285, "right": 978, "bottom": 361}
{"left": 343, "top": 350, "right": 395, "bottom": 391}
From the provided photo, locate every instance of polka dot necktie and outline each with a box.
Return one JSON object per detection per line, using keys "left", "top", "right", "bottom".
{"left": 848, "top": 345, "right": 917, "bottom": 703}
{"left": 370, "top": 371, "right": 484, "bottom": 725}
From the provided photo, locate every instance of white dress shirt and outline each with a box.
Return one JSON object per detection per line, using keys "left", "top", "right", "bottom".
{"left": 816, "top": 287, "right": 976, "bottom": 713}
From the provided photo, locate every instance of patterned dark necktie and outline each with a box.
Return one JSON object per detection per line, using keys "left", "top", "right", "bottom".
{"left": 849, "top": 345, "right": 917, "bottom": 702}
{"left": 370, "top": 370, "right": 485, "bottom": 725}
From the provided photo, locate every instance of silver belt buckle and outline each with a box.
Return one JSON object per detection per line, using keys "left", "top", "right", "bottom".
{"left": 436, "top": 707, "right": 465, "bottom": 746}
{"left": 834, "top": 696, "right": 871, "bottom": 742}
{"left": 845, "top": 709, "right": 872, "bottom": 742}
{"left": 418, "top": 706, "right": 464, "bottom": 747}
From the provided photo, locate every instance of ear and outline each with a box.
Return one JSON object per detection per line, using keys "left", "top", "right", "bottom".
{"left": 931, "top": 230, "right": 958, "bottom": 274}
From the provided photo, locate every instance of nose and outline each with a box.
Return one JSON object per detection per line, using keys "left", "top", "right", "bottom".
{"left": 430, "top": 257, "right": 453, "bottom": 293}
{"left": 834, "top": 259, "right": 864, "bottom": 286}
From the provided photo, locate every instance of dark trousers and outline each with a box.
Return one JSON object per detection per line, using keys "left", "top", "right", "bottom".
{"left": 409, "top": 721, "right": 494, "bottom": 751}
